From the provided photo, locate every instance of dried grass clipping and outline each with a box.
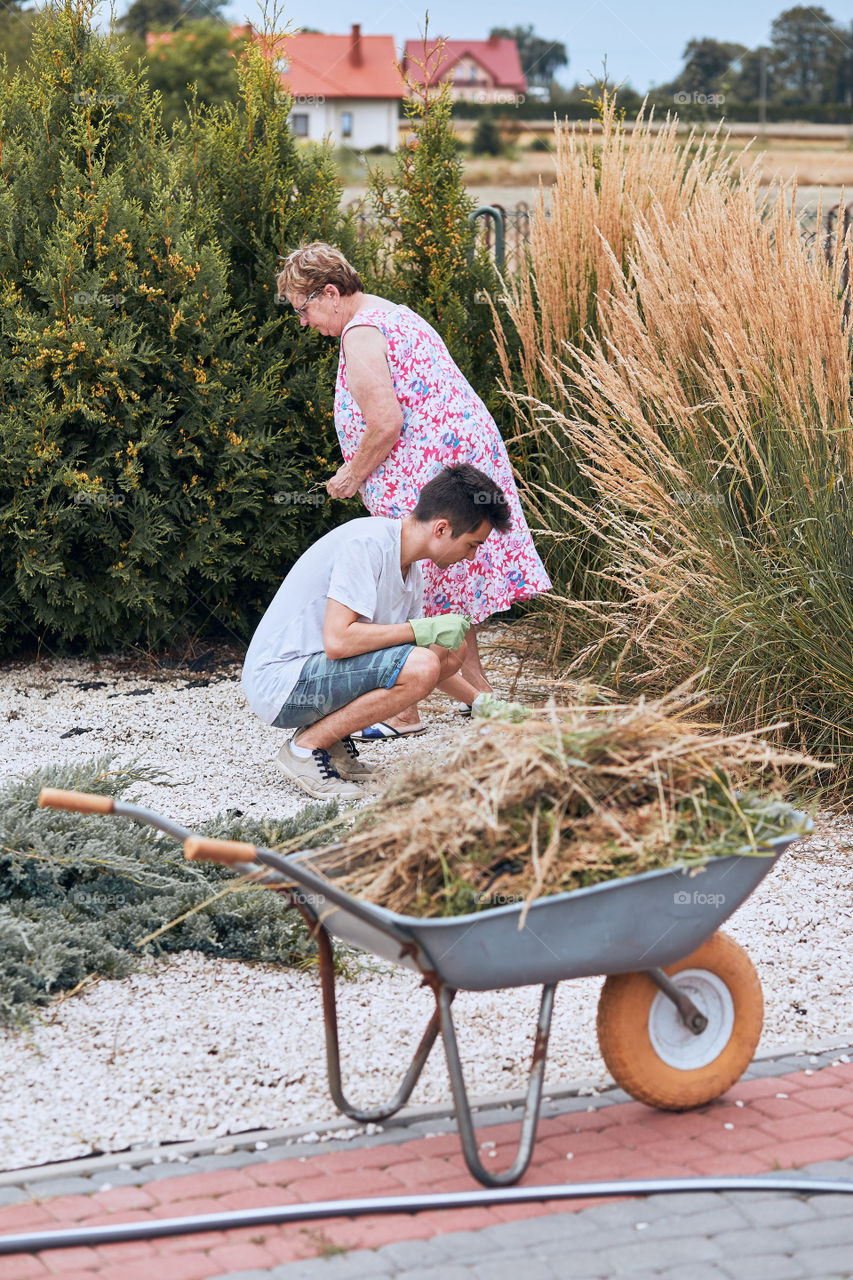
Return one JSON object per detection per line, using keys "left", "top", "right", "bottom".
{"left": 302, "top": 687, "right": 821, "bottom": 922}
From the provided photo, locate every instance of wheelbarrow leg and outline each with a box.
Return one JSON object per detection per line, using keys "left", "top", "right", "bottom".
{"left": 315, "top": 923, "right": 441, "bottom": 1124}
{"left": 437, "top": 982, "right": 556, "bottom": 1188}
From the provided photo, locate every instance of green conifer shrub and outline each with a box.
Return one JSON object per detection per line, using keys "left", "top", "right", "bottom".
{"left": 0, "top": 1, "right": 352, "bottom": 654}
{"left": 471, "top": 118, "right": 503, "bottom": 156}
{"left": 364, "top": 41, "right": 517, "bottom": 425}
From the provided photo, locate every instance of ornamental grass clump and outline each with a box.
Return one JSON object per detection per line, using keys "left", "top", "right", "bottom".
{"left": 494, "top": 87, "right": 853, "bottom": 794}
{"left": 305, "top": 690, "right": 818, "bottom": 920}
{"left": 492, "top": 90, "right": 739, "bottom": 611}
{"left": 508, "top": 169, "right": 853, "bottom": 788}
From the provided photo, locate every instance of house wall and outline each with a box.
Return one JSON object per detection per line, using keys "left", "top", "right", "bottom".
{"left": 290, "top": 99, "right": 399, "bottom": 151}
{"left": 448, "top": 55, "right": 494, "bottom": 90}
{"left": 434, "top": 54, "right": 523, "bottom": 104}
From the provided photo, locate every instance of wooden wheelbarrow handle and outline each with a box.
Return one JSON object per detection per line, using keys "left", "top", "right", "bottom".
{"left": 39, "top": 788, "right": 115, "bottom": 814}
{"left": 183, "top": 836, "right": 259, "bottom": 866}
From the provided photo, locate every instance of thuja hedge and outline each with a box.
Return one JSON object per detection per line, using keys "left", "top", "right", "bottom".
{"left": 0, "top": 2, "right": 511, "bottom": 656}
{"left": 0, "top": 0, "right": 359, "bottom": 654}
{"left": 0, "top": 757, "right": 344, "bottom": 1025}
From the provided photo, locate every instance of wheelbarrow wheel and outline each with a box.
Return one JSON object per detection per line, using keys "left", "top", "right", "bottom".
{"left": 596, "top": 931, "right": 763, "bottom": 1110}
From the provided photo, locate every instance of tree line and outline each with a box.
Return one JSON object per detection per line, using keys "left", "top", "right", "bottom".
{"left": 0, "top": 4, "right": 849, "bottom": 140}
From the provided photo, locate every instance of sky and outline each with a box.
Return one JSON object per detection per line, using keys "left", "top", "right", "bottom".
{"left": 208, "top": 0, "right": 844, "bottom": 92}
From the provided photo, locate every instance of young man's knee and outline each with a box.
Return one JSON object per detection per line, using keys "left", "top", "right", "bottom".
{"left": 398, "top": 645, "right": 442, "bottom": 693}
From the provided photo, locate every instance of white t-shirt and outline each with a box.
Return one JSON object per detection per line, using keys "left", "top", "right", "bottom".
{"left": 242, "top": 517, "right": 424, "bottom": 724}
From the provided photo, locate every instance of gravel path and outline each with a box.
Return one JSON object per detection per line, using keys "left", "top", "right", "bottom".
{"left": 1, "top": 630, "right": 851, "bottom": 1172}
{"left": 0, "top": 627, "right": 532, "bottom": 826}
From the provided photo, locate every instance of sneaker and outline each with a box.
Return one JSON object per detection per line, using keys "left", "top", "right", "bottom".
{"left": 275, "top": 736, "right": 364, "bottom": 800}
{"left": 328, "top": 736, "right": 378, "bottom": 782}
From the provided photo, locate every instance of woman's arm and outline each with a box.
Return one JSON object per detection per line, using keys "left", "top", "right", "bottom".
{"left": 328, "top": 326, "right": 403, "bottom": 499}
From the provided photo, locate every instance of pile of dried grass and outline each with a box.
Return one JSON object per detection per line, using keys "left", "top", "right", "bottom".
{"left": 306, "top": 688, "right": 819, "bottom": 920}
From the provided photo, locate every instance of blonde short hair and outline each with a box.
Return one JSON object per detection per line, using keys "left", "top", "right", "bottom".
{"left": 275, "top": 242, "right": 363, "bottom": 302}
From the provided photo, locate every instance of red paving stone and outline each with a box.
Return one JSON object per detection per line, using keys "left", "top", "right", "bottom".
{"left": 41, "top": 1273, "right": 98, "bottom": 1280}
{"left": 205, "top": 1243, "right": 279, "bottom": 1272}
{"left": 38, "top": 1247, "right": 101, "bottom": 1273}
{"left": 760, "top": 1109, "right": 852, "bottom": 1142}
{"left": 0, "top": 1059, "right": 846, "bottom": 1280}
{"left": 0, "top": 1205, "right": 54, "bottom": 1233}
{"left": 94, "top": 1240, "right": 160, "bottom": 1263}
{"left": 215, "top": 1187, "right": 300, "bottom": 1213}
{"left": 87, "top": 1189, "right": 156, "bottom": 1216}
{"left": 636, "top": 1137, "right": 720, "bottom": 1165}
{"left": 745, "top": 1095, "right": 813, "bottom": 1119}
{"left": 0, "top": 1257, "right": 49, "bottom": 1279}
{"left": 696, "top": 1124, "right": 772, "bottom": 1154}
{"left": 148, "top": 1172, "right": 258, "bottom": 1205}
{"left": 42, "top": 1199, "right": 107, "bottom": 1225}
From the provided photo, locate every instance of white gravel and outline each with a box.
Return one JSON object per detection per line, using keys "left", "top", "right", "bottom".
{"left": 0, "top": 628, "right": 531, "bottom": 826}
{"left": 1, "top": 635, "right": 852, "bottom": 1172}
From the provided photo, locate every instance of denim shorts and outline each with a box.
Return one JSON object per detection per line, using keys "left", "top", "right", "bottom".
{"left": 271, "top": 643, "right": 416, "bottom": 729}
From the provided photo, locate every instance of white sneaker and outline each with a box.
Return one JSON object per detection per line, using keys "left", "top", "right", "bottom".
{"left": 275, "top": 736, "right": 364, "bottom": 800}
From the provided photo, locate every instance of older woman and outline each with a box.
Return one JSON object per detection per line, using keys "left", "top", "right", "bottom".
{"left": 276, "top": 241, "right": 551, "bottom": 737}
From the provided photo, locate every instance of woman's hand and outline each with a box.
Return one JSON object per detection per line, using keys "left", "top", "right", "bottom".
{"left": 326, "top": 464, "right": 361, "bottom": 500}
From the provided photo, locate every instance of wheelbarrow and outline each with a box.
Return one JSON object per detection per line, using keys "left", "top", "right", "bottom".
{"left": 38, "top": 788, "right": 811, "bottom": 1188}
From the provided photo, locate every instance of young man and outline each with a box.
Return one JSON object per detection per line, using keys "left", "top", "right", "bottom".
{"left": 241, "top": 464, "right": 512, "bottom": 799}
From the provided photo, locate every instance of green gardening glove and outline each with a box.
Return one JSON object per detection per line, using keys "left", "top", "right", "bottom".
{"left": 410, "top": 614, "right": 471, "bottom": 650}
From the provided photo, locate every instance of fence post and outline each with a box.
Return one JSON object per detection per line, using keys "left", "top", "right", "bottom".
{"left": 468, "top": 205, "right": 506, "bottom": 269}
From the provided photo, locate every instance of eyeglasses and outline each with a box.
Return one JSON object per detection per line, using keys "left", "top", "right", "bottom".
{"left": 277, "top": 288, "right": 322, "bottom": 316}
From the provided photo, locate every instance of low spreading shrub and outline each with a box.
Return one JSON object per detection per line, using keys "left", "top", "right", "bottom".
{"left": 0, "top": 757, "right": 343, "bottom": 1024}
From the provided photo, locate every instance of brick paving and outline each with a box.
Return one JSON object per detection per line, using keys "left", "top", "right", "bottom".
{"left": 0, "top": 1048, "right": 851, "bottom": 1279}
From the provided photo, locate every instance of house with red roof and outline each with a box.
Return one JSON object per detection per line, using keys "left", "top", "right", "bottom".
{"left": 273, "top": 24, "right": 404, "bottom": 151}
{"left": 402, "top": 34, "right": 527, "bottom": 104}
{"left": 148, "top": 23, "right": 404, "bottom": 151}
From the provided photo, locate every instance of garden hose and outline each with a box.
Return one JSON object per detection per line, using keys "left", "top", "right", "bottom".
{"left": 1, "top": 1173, "right": 851, "bottom": 1255}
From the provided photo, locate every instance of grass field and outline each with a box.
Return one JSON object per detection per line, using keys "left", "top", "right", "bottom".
{"left": 457, "top": 137, "right": 853, "bottom": 190}
{"left": 339, "top": 133, "right": 853, "bottom": 225}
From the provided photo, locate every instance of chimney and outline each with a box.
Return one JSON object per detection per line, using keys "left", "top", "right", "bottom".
{"left": 488, "top": 32, "right": 500, "bottom": 47}
{"left": 350, "top": 23, "right": 363, "bottom": 67}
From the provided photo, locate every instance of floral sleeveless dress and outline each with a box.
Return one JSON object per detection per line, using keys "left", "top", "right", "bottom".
{"left": 334, "top": 304, "right": 552, "bottom": 624}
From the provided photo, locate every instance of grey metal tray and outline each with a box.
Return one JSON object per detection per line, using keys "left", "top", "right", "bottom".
{"left": 287, "top": 823, "right": 806, "bottom": 991}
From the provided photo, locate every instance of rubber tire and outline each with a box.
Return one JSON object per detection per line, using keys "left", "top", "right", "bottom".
{"left": 596, "top": 931, "right": 763, "bottom": 1111}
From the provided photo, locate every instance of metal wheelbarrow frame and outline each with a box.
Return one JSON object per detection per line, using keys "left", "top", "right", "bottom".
{"left": 38, "top": 788, "right": 811, "bottom": 1188}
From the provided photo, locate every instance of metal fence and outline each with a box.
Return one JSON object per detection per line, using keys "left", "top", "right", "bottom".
{"left": 346, "top": 199, "right": 534, "bottom": 275}
{"left": 348, "top": 197, "right": 852, "bottom": 315}
{"left": 468, "top": 203, "right": 532, "bottom": 273}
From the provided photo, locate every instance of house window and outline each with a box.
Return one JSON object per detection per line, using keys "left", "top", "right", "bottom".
{"left": 340, "top": 110, "right": 353, "bottom": 137}
{"left": 292, "top": 113, "right": 309, "bottom": 136}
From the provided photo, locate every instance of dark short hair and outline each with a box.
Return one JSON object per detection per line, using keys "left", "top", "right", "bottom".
{"left": 412, "top": 465, "right": 512, "bottom": 536}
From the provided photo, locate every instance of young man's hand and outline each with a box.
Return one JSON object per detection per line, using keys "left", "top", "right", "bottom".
{"left": 410, "top": 615, "right": 471, "bottom": 650}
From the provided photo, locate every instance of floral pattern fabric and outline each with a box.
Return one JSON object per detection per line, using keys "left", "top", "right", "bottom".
{"left": 334, "top": 304, "right": 552, "bottom": 624}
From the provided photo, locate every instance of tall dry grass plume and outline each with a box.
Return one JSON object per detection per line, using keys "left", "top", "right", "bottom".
{"left": 497, "top": 92, "right": 853, "bottom": 791}
{"left": 494, "top": 93, "right": 742, "bottom": 613}
{"left": 495, "top": 92, "right": 736, "bottom": 396}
